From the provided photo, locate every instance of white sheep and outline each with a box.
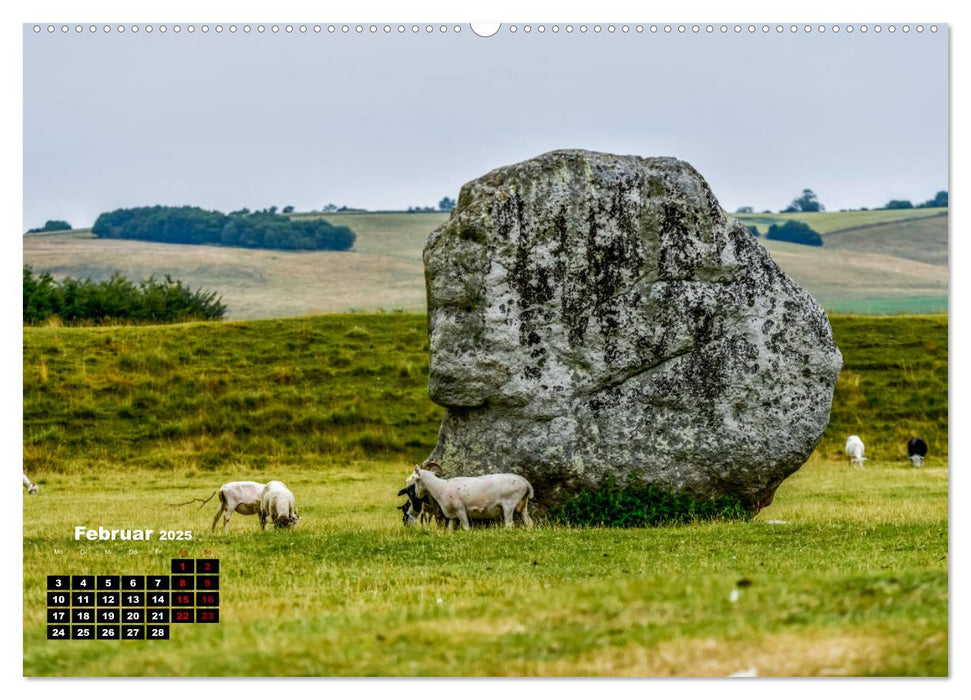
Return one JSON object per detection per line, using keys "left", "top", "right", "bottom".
{"left": 23, "top": 473, "right": 38, "bottom": 495}
{"left": 210, "top": 481, "right": 266, "bottom": 533}
{"left": 259, "top": 481, "right": 300, "bottom": 529}
{"left": 845, "top": 435, "right": 866, "bottom": 468}
{"left": 408, "top": 465, "right": 533, "bottom": 530}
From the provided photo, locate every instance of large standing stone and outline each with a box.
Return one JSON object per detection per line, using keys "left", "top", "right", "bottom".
{"left": 423, "top": 150, "right": 842, "bottom": 512}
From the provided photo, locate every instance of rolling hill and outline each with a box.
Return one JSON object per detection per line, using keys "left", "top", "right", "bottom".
{"left": 23, "top": 209, "right": 947, "bottom": 320}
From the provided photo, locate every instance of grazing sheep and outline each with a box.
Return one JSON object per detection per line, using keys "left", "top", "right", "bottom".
{"left": 23, "top": 473, "right": 38, "bottom": 495}
{"left": 908, "top": 437, "right": 928, "bottom": 467}
{"left": 397, "top": 482, "right": 448, "bottom": 527}
{"left": 260, "top": 480, "right": 300, "bottom": 529}
{"left": 211, "top": 481, "right": 265, "bottom": 533}
{"left": 845, "top": 435, "right": 866, "bottom": 468}
{"left": 408, "top": 465, "right": 534, "bottom": 530}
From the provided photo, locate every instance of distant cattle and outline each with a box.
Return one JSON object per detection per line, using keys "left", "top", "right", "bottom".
{"left": 845, "top": 435, "right": 866, "bottom": 468}
{"left": 23, "top": 473, "right": 38, "bottom": 495}
{"left": 908, "top": 438, "right": 928, "bottom": 467}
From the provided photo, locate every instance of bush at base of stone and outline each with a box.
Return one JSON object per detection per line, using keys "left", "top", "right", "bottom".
{"left": 550, "top": 473, "right": 753, "bottom": 527}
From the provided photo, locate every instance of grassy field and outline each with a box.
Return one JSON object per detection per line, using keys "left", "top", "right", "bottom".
{"left": 822, "top": 214, "right": 949, "bottom": 267}
{"left": 23, "top": 314, "right": 948, "bottom": 474}
{"left": 734, "top": 208, "right": 947, "bottom": 235}
{"left": 20, "top": 212, "right": 447, "bottom": 319}
{"left": 23, "top": 209, "right": 947, "bottom": 319}
{"left": 23, "top": 461, "right": 947, "bottom": 676}
{"left": 22, "top": 313, "right": 947, "bottom": 676}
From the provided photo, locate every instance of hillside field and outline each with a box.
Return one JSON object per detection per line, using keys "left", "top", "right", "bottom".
{"left": 22, "top": 313, "right": 948, "bottom": 676}
{"left": 23, "top": 209, "right": 948, "bottom": 319}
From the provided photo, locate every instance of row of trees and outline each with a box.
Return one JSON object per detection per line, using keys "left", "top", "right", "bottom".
{"left": 406, "top": 197, "right": 456, "bottom": 213}
{"left": 883, "top": 191, "right": 948, "bottom": 210}
{"left": 23, "top": 266, "right": 226, "bottom": 325}
{"left": 737, "top": 189, "right": 947, "bottom": 215}
{"left": 26, "top": 220, "right": 72, "bottom": 234}
{"left": 92, "top": 206, "right": 356, "bottom": 251}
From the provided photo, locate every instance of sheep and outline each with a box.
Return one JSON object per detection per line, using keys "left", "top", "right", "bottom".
{"left": 397, "top": 482, "right": 448, "bottom": 527}
{"left": 845, "top": 435, "right": 866, "bottom": 468}
{"left": 408, "top": 465, "right": 534, "bottom": 530}
{"left": 211, "top": 481, "right": 265, "bottom": 533}
{"left": 259, "top": 481, "right": 300, "bottom": 529}
{"left": 908, "top": 437, "right": 928, "bottom": 467}
{"left": 23, "top": 473, "right": 38, "bottom": 495}
{"left": 396, "top": 461, "right": 449, "bottom": 527}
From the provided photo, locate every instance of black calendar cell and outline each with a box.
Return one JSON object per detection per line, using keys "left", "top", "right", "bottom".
{"left": 47, "top": 609, "right": 69, "bottom": 624}
{"left": 47, "top": 624, "right": 70, "bottom": 640}
{"left": 147, "top": 625, "right": 170, "bottom": 640}
{"left": 122, "top": 576, "right": 145, "bottom": 590}
{"left": 96, "top": 625, "right": 120, "bottom": 640}
{"left": 97, "top": 608, "right": 120, "bottom": 623}
{"left": 197, "top": 575, "right": 219, "bottom": 590}
{"left": 197, "top": 559, "right": 219, "bottom": 574}
{"left": 196, "top": 592, "right": 219, "bottom": 607}
{"left": 172, "top": 608, "right": 194, "bottom": 623}
{"left": 72, "top": 608, "right": 95, "bottom": 624}
{"left": 72, "top": 575, "right": 95, "bottom": 590}
{"left": 72, "top": 591, "right": 95, "bottom": 606}
{"left": 45, "top": 560, "right": 225, "bottom": 641}
{"left": 122, "top": 608, "right": 145, "bottom": 624}
{"left": 171, "top": 559, "right": 194, "bottom": 574}
{"left": 147, "top": 609, "right": 169, "bottom": 624}
{"left": 47, "top": 592, "right": 70, "bottom": 607}
{"left": 196, "top": 609, "right": 219, "bottom": 624}
{"left": 146, "top": 575, "right": 169, "bottom": 591}
{"left": 71, "top": 625, "right": 95, "bottom": 640}
{"left": 122, "top": 625, "right": 145, "bottom": 640}
{"left": 147, "top": 591, "right": 169, "bottom": 607}
{"left": 47, "top": 575, "right": 70, "bottom": 590}
{"left": 97, "top": 591, "right": 119, "bottom": 606}
{"left": 97, "top": 575, "right": 120, "bottom": 590}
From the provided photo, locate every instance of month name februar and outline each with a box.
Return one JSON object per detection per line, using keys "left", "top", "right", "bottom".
{"left": 74, "top": 526, "right": 155, "bottom": 541}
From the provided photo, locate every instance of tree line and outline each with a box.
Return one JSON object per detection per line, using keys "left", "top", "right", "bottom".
{"left": 92, "top": 205, "right": 356, "bottom": 251}
{"left": 736, "top": 189, "right": 948, "bottom": 216}
{"left": 26, "top": 220, "right": 72, "bottom": 234}
{"left": 23, "top": 266, "right": 226, "bottom": 325}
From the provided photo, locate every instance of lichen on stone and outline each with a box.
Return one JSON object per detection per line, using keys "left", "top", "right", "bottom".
{"left": 422, "top": 149, "right": 842, "bottom": 512}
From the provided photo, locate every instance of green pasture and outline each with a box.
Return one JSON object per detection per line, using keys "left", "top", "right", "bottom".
{"left": 23, "top": 313, "right": 948, "bottom": 472}
{"left": 22, "top": 313, "right": 948, "bottom": 675}
{"left": 823, "top": 297, "right": 948, "bottom": 316}
{"left": 22, "top": 460, "right": 948, "bottom": 676}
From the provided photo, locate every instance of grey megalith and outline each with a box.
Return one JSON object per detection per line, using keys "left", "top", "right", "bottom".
{"left": 423, "top": 150, "right": 842, "bottom": 512}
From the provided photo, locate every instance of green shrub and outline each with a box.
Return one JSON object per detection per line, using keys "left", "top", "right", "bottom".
{"left": 26, "top": 219, "right": 72, "bottom": 233}
{"left": 23, "top": 266, "right": 225, "bottom": 325}
{"left": 551, "top": 473, "right": 753, "bottom": 527}
{"left": 765, "top": 220, "right": 823, "bottom": 246}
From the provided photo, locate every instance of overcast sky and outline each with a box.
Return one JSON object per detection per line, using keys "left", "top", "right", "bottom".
{"left": 23, "top": 24, "right": 947, "bottom": 230}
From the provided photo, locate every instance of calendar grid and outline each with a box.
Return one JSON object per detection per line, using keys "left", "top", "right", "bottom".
{"left": 46, "top": 559, "right": 220, "bottom": 640}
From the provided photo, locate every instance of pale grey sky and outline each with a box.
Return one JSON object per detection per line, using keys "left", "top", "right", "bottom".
{"left": 23, "top": 25, "right": 947, "bottom": 230}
